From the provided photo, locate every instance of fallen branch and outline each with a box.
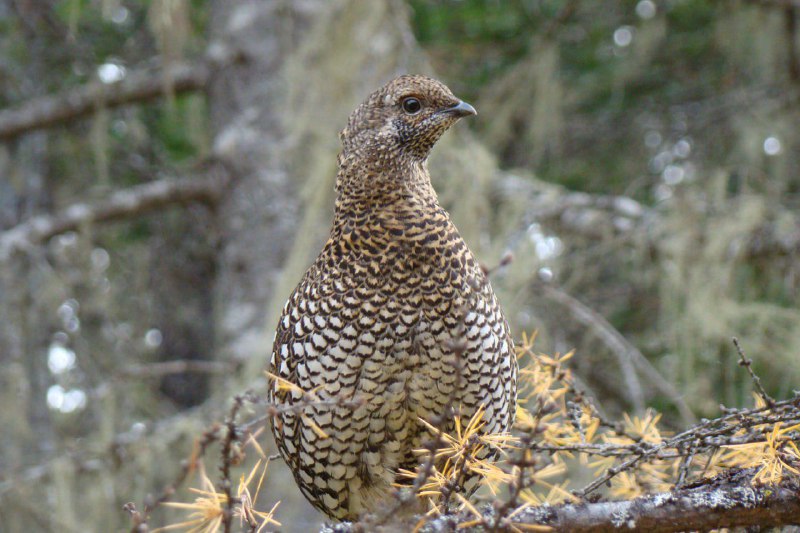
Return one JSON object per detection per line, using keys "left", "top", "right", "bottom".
{"left": 0, "top": 60, "right": 210, "bottom": 140}
{"left": 0, "top": 173, "right": 228, "bottom": 260}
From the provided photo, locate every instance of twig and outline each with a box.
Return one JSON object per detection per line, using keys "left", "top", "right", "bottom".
{"left": 220, "top": 395, "right": 246, "bottom": 533}
{"left": 572, "top": 394, "right": 800, "bottom": 497}
{"left": 487, "top": 421, "right": 540, "bottom": 531}
{"left": 122, "top": 390, "right": 363, "bottom": 531}
{"left": 547, "top": 292, "right": 641, "bottom": 410}
{"left": 675, "top": 441, "right": 698, "bottom": 488}
{"left": 538, "top": 284, "right": 691, "bottom": 421}
{"left": 733, "top": 337, "right": 776, "bottom": 408}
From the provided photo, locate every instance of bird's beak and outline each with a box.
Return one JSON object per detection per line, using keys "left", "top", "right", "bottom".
{"left": 443, "top": 100, "right": 477, "bottom": 118}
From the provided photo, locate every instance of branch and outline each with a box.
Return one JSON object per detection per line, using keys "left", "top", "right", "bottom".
{"left": 733, "top": 337, "right": 776, "bottom": 408}
{"left": 324, "top": 474, "right": 800, "bottom": 532}
{"left": 508, "top": 475, "right": 800, "bottom": 532}
{"left": 496, "top": 173, "right": 799, "bottom": 271}
{"left": 0, "top": 173, "right": 228, "bottom": 260}
{"left": 0, "top": 60, "right": 210, "bottom": 140}
{"left": 492, "top": 175, "right": 654, "bottom": 243}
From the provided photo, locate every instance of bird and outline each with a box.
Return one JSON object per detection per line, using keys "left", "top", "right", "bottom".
{"left": 268, "top": 74, "right": 517, "bottom": 521}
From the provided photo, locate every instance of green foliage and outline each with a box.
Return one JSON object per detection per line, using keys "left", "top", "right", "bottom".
{"left": 410, "top": 0, "right": 567, "bottom": 95}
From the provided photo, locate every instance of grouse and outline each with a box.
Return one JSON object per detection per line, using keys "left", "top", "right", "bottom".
{"left": 269, "top": 75, "right": 517, "bottom": 521}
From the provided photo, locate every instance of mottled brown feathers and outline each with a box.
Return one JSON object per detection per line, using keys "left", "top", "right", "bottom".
{"left": 268, "top": 74, "right": 517, "bottom": 521}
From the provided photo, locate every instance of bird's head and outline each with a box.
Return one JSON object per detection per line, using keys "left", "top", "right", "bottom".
{"left": 340, "top": 75, "right": 476, "bottom": 165}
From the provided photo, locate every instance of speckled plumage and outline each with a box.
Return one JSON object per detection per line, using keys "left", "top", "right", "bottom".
{"left": 268, "top": 75, "right": 517, "bottom": 521}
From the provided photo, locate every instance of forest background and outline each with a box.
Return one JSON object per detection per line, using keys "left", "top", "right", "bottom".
{"left": 1, "top": 0, "right": 798, "bottom": 531}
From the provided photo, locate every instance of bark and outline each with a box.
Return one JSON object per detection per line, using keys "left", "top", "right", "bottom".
{"left": 509, "top": 479, "right": 800, "bottom": 532}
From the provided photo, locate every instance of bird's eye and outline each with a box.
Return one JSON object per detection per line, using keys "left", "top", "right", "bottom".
{"left": 401, "top": 97, "right": 422, "bottom": 114}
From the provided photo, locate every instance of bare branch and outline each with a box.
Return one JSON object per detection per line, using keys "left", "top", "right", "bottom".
{"left": 220, "top": 395, "right": 246, "bottom": 533}
{"left": 325, "top": 473, "right": 800, "bottom": 532}
{"left": 509, "top": 474, "right": 800, "bottom": 532}
{"left": 733, "top": 337, "right": 776, "bottom": 408}
{"left": 0, "top": 61, "right": 210, "bottom": 140}
{"left": 0, "top": 173, "right": 228, "bottom": 260}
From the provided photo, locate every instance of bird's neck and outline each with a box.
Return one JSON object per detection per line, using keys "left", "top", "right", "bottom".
{"left": 333, "top": 151, "right": 439, "bottom": 214}
{"left": 324, "top": 151, "right": 462, "bottom": 266}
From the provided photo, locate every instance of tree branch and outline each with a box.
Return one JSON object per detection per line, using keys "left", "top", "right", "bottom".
{"left": 0, "top": 173, "right": 228, "bottom": 260}
{"left": 0, "top": 60, "right": 210, "bottom": 140}
{"left": 508, "top": 475, "right": 800, "bottom": 532}
{"left": 325, "top": 473, "right": 800, "bottom": 532}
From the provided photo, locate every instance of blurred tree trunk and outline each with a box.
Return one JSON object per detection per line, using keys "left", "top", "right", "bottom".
{"left": 205, "top": 1, "right": 331, "bottom": 524}
{"left": 207, "top": 0, "right": 317, "bottom": 384}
